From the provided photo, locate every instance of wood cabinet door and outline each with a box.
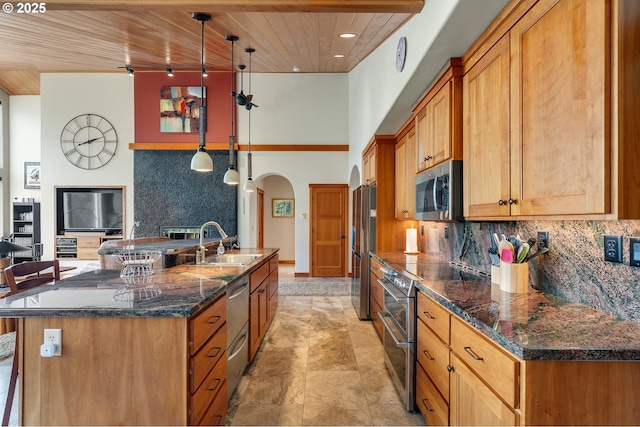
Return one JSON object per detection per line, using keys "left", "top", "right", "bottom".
{"left": 416, "top": 106, "right": 431, "bottom": 173}
{"left": 431, "top": 82, "right": 452, "bottom": 167}
{"left": 249, "top": 283, "right": 267, "bottom": 361}
{"left": 509, "top": 0, "right": 609, "bottom": 215}
{"left": 463, "top": 34, "right": 511, "bottom": 218}
{"left": 450, "top": 354, "right": 517, "bottom": 426}
{"left": 394, "top": 127, "right": 415, "bottom": 219}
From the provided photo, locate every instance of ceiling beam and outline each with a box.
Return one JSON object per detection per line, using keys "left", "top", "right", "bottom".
{"left": 43, "top": 0, "right": 424, "bottom": 13}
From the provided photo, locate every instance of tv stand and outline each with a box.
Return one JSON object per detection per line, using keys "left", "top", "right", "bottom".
{"left": 55, "top": 232, "right": 123, "bottom": 260}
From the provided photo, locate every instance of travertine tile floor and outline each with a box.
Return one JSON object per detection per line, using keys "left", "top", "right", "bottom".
{"left": 226, "top": 265, "right": 426, "bottom": 426}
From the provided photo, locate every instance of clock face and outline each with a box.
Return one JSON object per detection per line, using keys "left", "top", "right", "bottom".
{"left": 396, "top": 36, "right": 407, "bottom": 72}
{"left": 60, "top": 114, "right": 118, "bottom": 170}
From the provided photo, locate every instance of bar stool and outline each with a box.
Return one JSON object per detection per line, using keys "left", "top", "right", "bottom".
{"left": 2, "top": 260, "right": 60, "bottom": 426}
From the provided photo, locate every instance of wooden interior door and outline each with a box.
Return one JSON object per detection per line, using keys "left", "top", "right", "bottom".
{"left": 310, "top": 184, "right": 348, "bottom": 277}
{"left": 257, "top": 188, "right": 264, "bottom": 248}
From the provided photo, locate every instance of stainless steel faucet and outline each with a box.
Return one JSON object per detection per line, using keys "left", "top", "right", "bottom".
{"left": 196, "top": 221, "right": 228, "bottom": 264}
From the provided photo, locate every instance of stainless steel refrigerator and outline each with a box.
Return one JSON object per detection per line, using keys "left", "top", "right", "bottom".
{"left": 351, "top": 185, "right": 376, "bottom": 320}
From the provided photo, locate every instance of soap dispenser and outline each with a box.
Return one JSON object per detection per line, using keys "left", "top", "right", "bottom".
{"left": 217, "top": 241, "right": 225, "bottom": 256}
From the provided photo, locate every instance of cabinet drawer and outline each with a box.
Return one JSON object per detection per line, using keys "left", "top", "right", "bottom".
{"left": 190, "top": 294, "right": 227, "bottom": 355}
{"left": 370, "top": 296, "right": 383, "bottom": 341}
{"left": 417, "top": 291, "right": 450, "bottom": 344}
{"left": 417, "top": 317, "right": 450, "bottom": 401}
{"left": 416, "top": 363, "right": 449, "bottom": 426}
{"left": 191, "top": 355, "right": 227, "bottom": 423}
{"left": 195, "top": 380, "right": 228, "bottom": 426}
{"left": 269, "top": 269, "right": 278, "bottom": 298}
{"left": 190, "top": 325, "right": 227, "bottom": 393}
{"left": 369, "top": 274, "right": 384, "bottom": 308}
{"left": 250, "top": 261, "right": 270, "bottom": 293}
{"left": 76, "top": 235, "right": 102, "bottom": 247}
{"left": 370, "top": 256, "right": 384, "bottom": 280}
{"left": 450, "top": 316, "right": 519, "bottom": 408}
{"left": 76, "top": 248, "right": 98, "bottom": 259}
{"left": 269, "top": 255, "right": 279, "bottom": 272}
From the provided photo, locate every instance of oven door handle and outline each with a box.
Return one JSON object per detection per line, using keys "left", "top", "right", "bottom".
{"left": 377, "top": 278, "right": 409, "bottom": 303}
{"left": 378, "top": 312, "right": 410, "bottom": 348}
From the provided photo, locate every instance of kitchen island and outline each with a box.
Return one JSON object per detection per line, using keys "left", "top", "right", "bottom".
{"left": 0, "top": 248, "right": 278, "bottom": 426}
{"left": 373, "top": 252, "right": 640, "bottom": 426}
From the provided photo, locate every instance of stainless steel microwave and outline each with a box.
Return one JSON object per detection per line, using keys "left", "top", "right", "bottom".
{"left": 415, "top": 160, "right": 463, "bottom": 221}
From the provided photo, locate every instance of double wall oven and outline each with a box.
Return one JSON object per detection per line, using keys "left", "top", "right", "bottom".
{"left": 376, "top": 262, "right": 419, "bottom": 411}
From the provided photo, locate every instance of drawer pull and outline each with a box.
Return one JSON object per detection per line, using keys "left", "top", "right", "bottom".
{"left": 208, "top": 378, "right": 221, "bottom": 392}
{"left": 207, "top": 315, "right": 222, "bottom": 325}
{"left": 423, "top": 311, "right": 435, "bottom": 319}
{"left": 208, "top": 347, "right": 222, "bottom": 358}
{"left": 464, "top": 346, "right": 484, "bottom": 361}
{"left": 422, "top": 350, "right": 435, "bottom": 361}
{"left": 421, "top": 398, "right": 434, "bottom": 412}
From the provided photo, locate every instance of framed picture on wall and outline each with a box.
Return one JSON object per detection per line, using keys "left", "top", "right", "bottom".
{"left": 24, "top": 162, "right": 40, "bottom": 189}
{"left": 272, "top": 198, "right": 294, "bottom": 218}
{"left": 160, "top": 86, "right": 205, "bottom": 133}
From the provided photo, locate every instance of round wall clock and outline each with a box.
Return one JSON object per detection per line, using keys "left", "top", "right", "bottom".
{"left": 396, "top": 36, "right": 407, "bottom": 72}
{"left": 60, "top": 114, "right": 118, "bottom": 170}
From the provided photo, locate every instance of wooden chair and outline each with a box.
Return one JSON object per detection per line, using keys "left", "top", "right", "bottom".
{"left": 2, "top": 260, "right": 60, "bottom": 426}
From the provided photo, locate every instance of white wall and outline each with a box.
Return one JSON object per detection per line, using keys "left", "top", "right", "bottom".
{"left": 9, "top": 96, "right": 41, "bottom": 205}
{"left": 235, "top": 73, "right": 349, "bottom": 273}
{"left": 39, "top": 73, "right": 135, "bottom": 260}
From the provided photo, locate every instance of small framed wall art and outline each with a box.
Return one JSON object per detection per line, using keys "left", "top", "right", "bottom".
{"left": 272, "top": 198, "right": 294, "bottom": 218}
{"left": 24, "top": 162, "right": 40, "bottom": 189}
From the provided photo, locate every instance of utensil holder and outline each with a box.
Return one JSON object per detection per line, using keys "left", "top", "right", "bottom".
{"left": 499, "top": 261, "right": 529, "bottom": 293}
{"left": 491, "top": 265, "right": 501, "bottom": 285}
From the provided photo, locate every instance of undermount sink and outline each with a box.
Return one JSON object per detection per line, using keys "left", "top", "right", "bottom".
{"left": 197, "top": 254, "right": 262, "bottom": 266}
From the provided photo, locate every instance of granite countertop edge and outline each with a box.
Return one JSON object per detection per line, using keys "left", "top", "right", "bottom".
{"left": 372, "top": 252, "right": 640, "bottom": 362}
{"left": 0, "top": 248, "right": 278, "bottom": 319}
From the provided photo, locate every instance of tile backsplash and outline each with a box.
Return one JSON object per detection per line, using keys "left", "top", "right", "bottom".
{"left": 420, "top": 220, "right": 640, "bottom": 323}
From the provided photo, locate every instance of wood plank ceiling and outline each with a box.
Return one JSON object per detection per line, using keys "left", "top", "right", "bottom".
{"left": 0, "top": 0, "right": 423, "bottom": 95}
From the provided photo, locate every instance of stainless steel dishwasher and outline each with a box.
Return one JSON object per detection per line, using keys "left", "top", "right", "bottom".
{"left": 226, "top": 274, "right": 250, "bottom": 397}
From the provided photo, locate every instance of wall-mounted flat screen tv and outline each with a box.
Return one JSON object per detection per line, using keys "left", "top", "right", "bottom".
{"left": 55, "top": 186, "right": 124, "bottom": 235}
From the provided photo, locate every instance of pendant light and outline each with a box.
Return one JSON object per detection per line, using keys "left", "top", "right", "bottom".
{"left": 190, "top": 13, "right": 213, "bottom": 172}
{"left": 223, "top": 35, "right": 240, "bottom": 185}
{"left": 244, "top": 48, "right": 256, "bottom": 193}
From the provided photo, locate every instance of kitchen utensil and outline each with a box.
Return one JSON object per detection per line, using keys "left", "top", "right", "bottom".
{"left": 492, "top": 233, "right": 501, "bottom": 249}
{"left": 488, "top": 247, "right": 501, "bottom": 266}
{"left": 525, "top": 247, "right": 548, "bottom": 261}
{"left": 498, "top": 238, "right": 514, "bottom": 262}
{"left": 515, "top": 242, "right": 529, "bottom": 263}
{"left": 501, "top": 247, "right": 514, "bottom": 263}
{"left": 527, "top": 237, "right": 537, "bottom": 248}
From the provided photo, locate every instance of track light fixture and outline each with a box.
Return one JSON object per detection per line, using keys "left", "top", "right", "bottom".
{"left": 223, "top": 35, "right": 240, "bottom": 185}
{"left": 190, "top": 12, "right": 213, "bottom": 172}
{"left": 244, "top": 47, "right": 256, "bottom": 193}
{"left": 202, "top": 67, "right": 208, "bottom": 77}
{"left": 126, "top": 66, "right": 134, "bottom": 76}
{"left": 165, "top": 67, "right": 174, "bottom": 77}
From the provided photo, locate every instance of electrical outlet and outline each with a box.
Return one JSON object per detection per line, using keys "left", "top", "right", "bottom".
{"left": 604, "top": 235, "right": 623, "bottom": 263}
{"left": 537, "top": 231, "right": 549, "bottom": 250}
{"left": 629, "top": 237, "right": 640, "bottom": 267}
{"left": 44, "top": 329, "right": 62, "bottom": 356}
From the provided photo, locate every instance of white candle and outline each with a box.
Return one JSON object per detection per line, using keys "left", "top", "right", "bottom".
{"left": 405, "top": 228, "right": 418, "bottom": 253}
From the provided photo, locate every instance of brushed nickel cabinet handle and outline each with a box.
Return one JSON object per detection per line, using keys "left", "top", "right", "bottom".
{"left": 498, "top": 199, "right": 506, "bottom": 206}
{"left": 508, "top": 198, "right": 518, "bottom": 205}
{"left": 423, "top": 311, "right": 435, "bottom": 319}
{"left": 423, "top": 349, "right": 435, "bottom": 361}
{"left": 208, "top": 315, "right": 221, "bottom": 325}
{"left": 464, "top": 346, "right": 484, "bottom": 361}
{"left": 208, "top": 378, "right": 221, "bottom": 391}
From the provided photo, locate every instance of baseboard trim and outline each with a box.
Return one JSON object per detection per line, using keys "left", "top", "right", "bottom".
{"left": 279, "top": 260, "right": 295, "bottom": 265}
{"left": 294, "top": 272, "right": 310, "bottom": 277}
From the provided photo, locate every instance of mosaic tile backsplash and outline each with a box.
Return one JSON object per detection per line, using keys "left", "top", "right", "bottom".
{"left": 419, "top": 220, "right": 640, "bottom": 323}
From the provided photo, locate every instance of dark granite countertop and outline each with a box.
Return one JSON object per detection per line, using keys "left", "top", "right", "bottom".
{"left": 373, "top": 252, "right": 640, "bottom": 362}
{"left": 97, "top": 237, "right": 237, "bottom": 256}
{"left": 0, "top": 248, "right": 278, "bottom": 318}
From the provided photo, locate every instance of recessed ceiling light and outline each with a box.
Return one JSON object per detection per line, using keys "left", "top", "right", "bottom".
{"left": 339, "top": 33, "right": 356, "bottom": 38}
{"left": 293, "top": 66, "right": 301, "bottom": 72}
{"left": 334, "top": 54, "right": 345, "bottom": 58}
